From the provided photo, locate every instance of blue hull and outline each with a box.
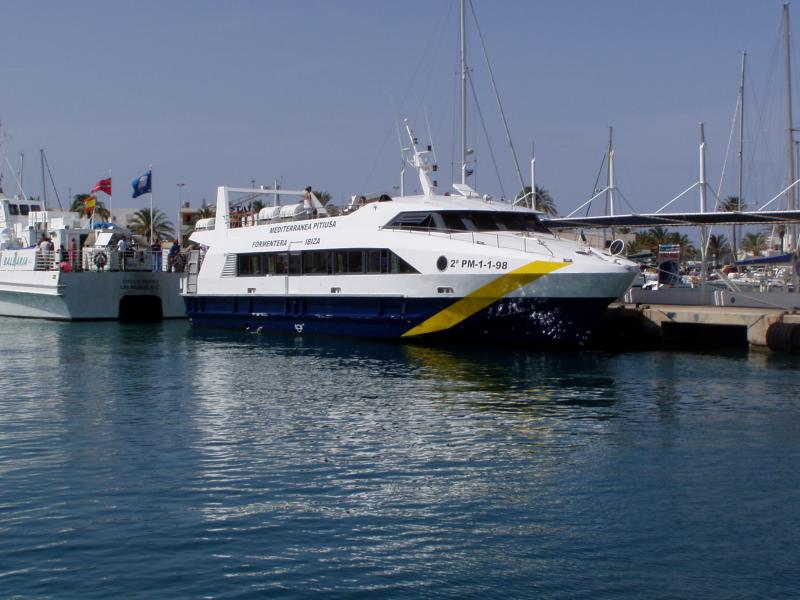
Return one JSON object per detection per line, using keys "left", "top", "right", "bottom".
{"left": 184, "top": 295, "right": 615, "bottom": 346}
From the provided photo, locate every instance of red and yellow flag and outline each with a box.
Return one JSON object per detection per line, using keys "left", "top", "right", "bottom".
{"left": 85, "top": 196, "right": 97, "bottom": 214}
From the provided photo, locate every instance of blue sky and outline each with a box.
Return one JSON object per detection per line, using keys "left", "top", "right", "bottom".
{"left": 0, "top": 0, "right": 797, "bottom": 225}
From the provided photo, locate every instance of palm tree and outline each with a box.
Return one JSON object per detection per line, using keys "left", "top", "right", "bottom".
{"left": 70, "top": 193, "right": 110, "bottom": 221}
{"left": 741, "top": 232, "right": 766, "bottom": 256}
{"left": 647, "top": 226, "right": 673, "bottom": 247}
{"left": 191, "top": 205, "right": 215, "bottom": 225}
{"left": 312, "top": 190, "right": 333, "bottom": 206}
{"left": 195, "top": 204, "right": 217, "bottom": 221}
{"left": 707, "top": 233, "right": 730, "bottom": 266}
{"left": 128, "top": 208, "right": 174, "bottom": 242}
{"left": 668, "top": 232, "right": 697, "bottom": 262}
{"left": 515, "top": 186, "right": 557, "bottom": 216}
{"left": 626, "top": 230, "right": 655, "bottom": 254}
{"left": 721, "top": 195, "right": 746, "bottom": 260}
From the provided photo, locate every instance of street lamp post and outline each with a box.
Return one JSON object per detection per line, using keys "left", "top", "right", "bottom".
{"left": 176, "top": 182, "right": 185, "bottom": 243}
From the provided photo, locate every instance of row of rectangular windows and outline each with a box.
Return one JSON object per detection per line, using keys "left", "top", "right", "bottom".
{"left": 237, "top": 249, "right": 419, "bottom": 276}
{"left": 8, "top": 204, "right": 42, "bottom": 216}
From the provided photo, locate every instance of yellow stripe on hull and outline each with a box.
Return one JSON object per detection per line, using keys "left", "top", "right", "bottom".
{"left": 401, "top": 260, "right": 567, "bottom": 337}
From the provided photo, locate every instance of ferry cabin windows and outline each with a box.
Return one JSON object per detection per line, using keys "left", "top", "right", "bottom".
{"left": 385, "top": 210, "right": 550, "bottom": 234}
{"left": 7, "top": 204, "right": 41, "bottom": 216}
{"left": 236, "top": 249, "right": 418, "bottom": 277}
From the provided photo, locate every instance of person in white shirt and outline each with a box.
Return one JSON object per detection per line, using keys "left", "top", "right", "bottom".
{"left": 117, "top": 236, "right": 130, "bottom": 271}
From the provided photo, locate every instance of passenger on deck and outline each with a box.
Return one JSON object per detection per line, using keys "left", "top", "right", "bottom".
{"left": 117, "top": 236, "right": 130, "bottom": 271}
{"left": 150, "top": 239, "right": 163, "bottom": 272}
{"left": 37, "top": 236, "right": 51, "bottom": 270}
{"left": 168, "top": 239, "right": 181, "bottom": 272}
{"left": 357, "top": 195, "right": 367, "bottom": 208}
{"left": 303, "top": 186, "right": 315, "bottom": 218}
{"left": 59, "top": 245, "right": 71, "bottom": 272}
{"left": 69, "top": 239, "right": 78, "bottom": 270}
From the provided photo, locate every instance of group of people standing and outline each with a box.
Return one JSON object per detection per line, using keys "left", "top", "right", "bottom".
{"left": 146, "top": 238, "right": 183, "bottom": 272}
{"left": 34, "top": 233, "right": 184, "bottom": 273}
{"left": 37, "top": 236, "right": 80, "bottom": 272}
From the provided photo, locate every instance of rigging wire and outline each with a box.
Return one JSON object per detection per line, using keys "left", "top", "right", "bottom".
{"left": 468, "top": 75, "right": 505, "bottom": 199}
{"left": 42, "top": 151, "right": 63, "bottom": 210}
{"left": 424, "top": 106, "right": 438, "bottom": 164}
{"left": 584, "top": 155, "right": 606, "bottom": 217}
{"left": 715, "top": 90, "right": 741, "bottom": 211}
{"left": 360, "top": 1, "right": 454, "bottom": 194}
{"left": 467, "top": 0, "right": 525, "bottom": 193}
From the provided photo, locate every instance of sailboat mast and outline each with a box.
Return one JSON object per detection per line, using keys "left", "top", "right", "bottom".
{"left": 606, "top": 126, "right": 615, "bottom": 217}
{"left": 460, "top": 0, "right": 467, "bottom": 184}
{"left": 738, "top": 52, "right": 746, "bottom": 205}
{"left": 784, "top": 3, "right": 796, "bottom": 250}
{"left": 40, "top": 149, "right": 48, "bottom": 211}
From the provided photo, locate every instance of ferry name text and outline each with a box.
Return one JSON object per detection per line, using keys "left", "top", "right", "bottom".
{"left": 268, "top": 220, "right": 337, "bottom": 234}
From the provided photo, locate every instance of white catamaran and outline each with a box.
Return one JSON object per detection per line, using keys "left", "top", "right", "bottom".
{"left": 182, "top": 123, "right": 639, "bottom": 345}
{"left": 0, "top": 190, "right": 185, "bottom": 320}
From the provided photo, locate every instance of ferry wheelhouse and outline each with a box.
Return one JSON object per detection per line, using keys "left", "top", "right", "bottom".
{"left": 183, "top": 127, "right": 639, "bottom": 345}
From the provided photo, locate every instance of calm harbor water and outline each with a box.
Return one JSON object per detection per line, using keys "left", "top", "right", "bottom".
{"left": 1, "top": 318, "right": 799, "bottom": 599}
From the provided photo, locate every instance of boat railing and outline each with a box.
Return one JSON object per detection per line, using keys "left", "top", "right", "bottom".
{"left": 380, "top": 226, "right": 550, "bottom": 255}
{"left": 27, "top": 249, "right": 189, "bottom": 273}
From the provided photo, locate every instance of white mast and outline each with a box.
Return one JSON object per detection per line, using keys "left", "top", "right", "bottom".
{"left": 606, "top": 126, "right": 616, "bottom": 217}
{"left": 784, "top": 3, "right": 796, "bottom": 251}
{"left": 460, "top": 0, "right": 468, "bottom": 185}
{"left": 700, "top": 122, "right": 709, "bottom": 283}
{"left": 738, "top": 51, "right": 746, "bottom": 206}
{"left": 40, "top": 149, "right": 48, "bottom": 211}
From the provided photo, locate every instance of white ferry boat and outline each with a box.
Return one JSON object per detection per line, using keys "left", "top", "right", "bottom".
{"left": 183, "top": 126, "right": 639, "bottom": 345}
{"left": 0, "top": 192, "right": 185, "bottom": 320}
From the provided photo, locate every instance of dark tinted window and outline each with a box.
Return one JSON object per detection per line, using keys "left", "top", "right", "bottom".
{"left": 303, "top": 250, "right": 329, "bottom": 274}
{"left": 387, "top": 211, "right": 436, "bottom": 229}
{"left": 289, "top": 253, "right": 302, "bottom": 275}
{"left": 386, "top": 210, "right": 549, "bottom": 234}
{"left": 237, "top": 249, "right": 418, "bottom": 277}
{"left": 8, "top": 204, "right": 19, "bottom": 215}
{"left": 366, "top": 250, "right": 382, "bottom": 273}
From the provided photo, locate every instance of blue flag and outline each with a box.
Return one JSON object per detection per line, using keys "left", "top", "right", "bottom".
{"left": 132, "top": 170, "right": 152, "bottom": 198}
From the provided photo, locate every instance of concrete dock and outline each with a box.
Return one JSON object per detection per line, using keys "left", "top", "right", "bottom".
{"left": 593, "top": 303, "right": 800, "bottom": 353}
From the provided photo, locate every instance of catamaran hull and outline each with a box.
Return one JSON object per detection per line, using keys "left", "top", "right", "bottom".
{"left": 0, "top": 271, "right": 186, "bottom": 320}
{"left": 184, "top": 294, "right": 615, "bottom": 345}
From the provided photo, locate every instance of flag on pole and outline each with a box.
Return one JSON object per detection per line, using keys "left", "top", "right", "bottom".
{"left": 91, "top": 177, "right": 112, "bottom": 196}
{"left": 85, "top": 196, "right": 97, "bottom": 214}
{"left": 132, "top": 171, "right": 152, "bottom": 198}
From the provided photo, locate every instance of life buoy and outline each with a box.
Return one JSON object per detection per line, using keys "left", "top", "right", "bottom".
{"left": 94, "top": 252, "right": 107, "bottom": 269}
